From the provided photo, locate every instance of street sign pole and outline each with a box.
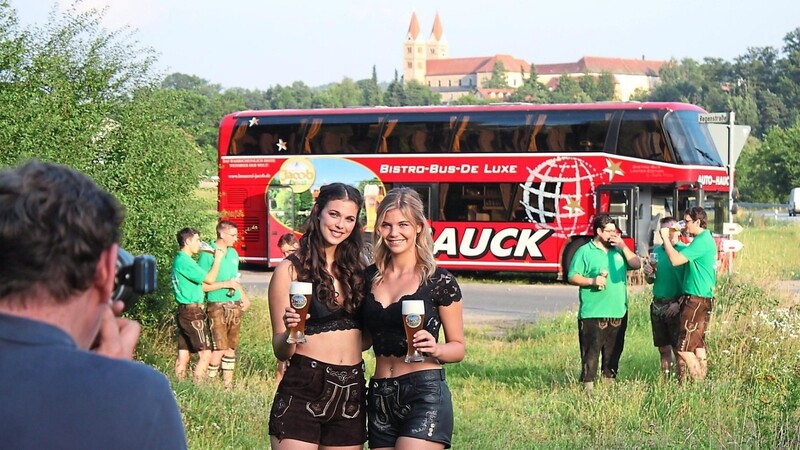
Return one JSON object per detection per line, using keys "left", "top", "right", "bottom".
{"left": 727, "top": 112, "right": 735, "bottom": 277}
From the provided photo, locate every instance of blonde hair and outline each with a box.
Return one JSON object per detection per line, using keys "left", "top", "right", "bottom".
{"left": 371, "top": 187, "right": 436, "bottom": 286}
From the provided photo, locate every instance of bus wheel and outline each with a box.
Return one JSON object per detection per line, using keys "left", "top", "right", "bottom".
{"left": 561, "top": 238, "right": 590, "bottom": 283}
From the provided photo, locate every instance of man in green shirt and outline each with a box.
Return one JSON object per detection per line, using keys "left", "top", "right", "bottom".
{"left": 171, "top": 227, "right": 235, "bottom": 383}
{"left": 568, "top": 214, "right": 641, "bottom": 391}
{"left": 644, "top": 217, "right": 686, "bottom": 378}
{"left": 659, "top": 206, "right": 717, "bottom": 381}
{"left": 199, "top": 220, "right": 250, "bottom": 390}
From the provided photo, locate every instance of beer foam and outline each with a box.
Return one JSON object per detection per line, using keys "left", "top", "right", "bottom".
{"left": 290, "top": 281, "right": 313, "bottom": 295}
{"left": 402, "top": 299, "right": 425, "bottom": 315}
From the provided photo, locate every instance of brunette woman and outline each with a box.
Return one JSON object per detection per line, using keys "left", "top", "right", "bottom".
{"left": 268, "top": 183, "right": 367, "bottom": 450}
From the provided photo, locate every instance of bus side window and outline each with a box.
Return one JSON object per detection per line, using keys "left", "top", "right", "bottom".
{"left": 545, "top": 126, "right": 567, "bottom": 151}
{"left": 477, "top": 129, "right": 495, "bottom": 152}
{"left": 411, "top": 129, "right": 428, "bottom": 152}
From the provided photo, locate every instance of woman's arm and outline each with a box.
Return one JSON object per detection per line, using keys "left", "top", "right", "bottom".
{"left": 268, "top": 259, "right": 298, "bottom": 361}
{"left": 413, "top": 300, "right": 465, "bottom": 364}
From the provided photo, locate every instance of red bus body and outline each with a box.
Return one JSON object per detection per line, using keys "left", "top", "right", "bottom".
{"left": 217, "top": 102, "right": 731, "bottom": 276}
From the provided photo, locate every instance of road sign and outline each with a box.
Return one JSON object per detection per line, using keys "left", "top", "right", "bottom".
{"left": 708, "top": 124, "right": 751, "bottom": 167}
{"left": 721, "top": 239, "right": 744, "bottom": 252}
{"left": 699, "top": 112, "right": 729, "bottom": 124}
{"left": 722, "top": 222, "right": 743, "bottom": 235}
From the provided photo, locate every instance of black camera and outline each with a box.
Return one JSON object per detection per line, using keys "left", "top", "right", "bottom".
{"left": 113, "top": 248, "right": 157, "bottom": 311}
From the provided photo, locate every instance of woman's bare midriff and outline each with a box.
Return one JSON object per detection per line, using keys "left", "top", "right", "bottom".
{"left": 293, "top": 328, "right": 363, "bottom": 365}
{"left": 373, "top": 355, "right": 442, "bottom": 378}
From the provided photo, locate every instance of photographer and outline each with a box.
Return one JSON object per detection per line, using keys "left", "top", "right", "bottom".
{"left": 0, "top": 161, "right": 186, "bottom": 449}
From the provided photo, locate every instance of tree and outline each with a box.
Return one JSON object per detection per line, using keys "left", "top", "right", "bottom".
{"left": 451, "top": 94, "right": 491, "bottom": 105}
{"left": 550, "top": 74, "right": 591, "bottom": 103}
{"left": 482, "top": 60, "right": 509, "bottom": 89}
{"left": 327, "top": 77, "right": 363, "bottom": 107}
{"left": 508, "top": 64, "right": 551, "bottom": 103}
{"left": 736, "top": 120, "right": 800, "bottom": 202}
{"left": 383, "top": 70, "right": 405, "bottom": 106}
{"left": 403, "top": 80, "right": 440, "bottom": 106}
{"left": 356, "top": 66, "right": 382, "bottom": 106}
{"left": 0, "top": 1, "right": 209, "bottom": 323}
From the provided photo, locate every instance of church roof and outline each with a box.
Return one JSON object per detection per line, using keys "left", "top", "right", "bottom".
{"left": 536, "top": 56, "right": 666, "bottom": 76}
{"left": 426, "top": 54, "right": 530, "bottom": 76}
{"left": 407, "top": 12, "right": 421, "bottom": 39}
{"left": 430, "top": 12, "right": 444, "bottom": 40}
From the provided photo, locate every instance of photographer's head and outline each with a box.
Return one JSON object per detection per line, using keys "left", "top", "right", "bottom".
{"left": 0, "top": 161, "right": 123, "bottom": 347}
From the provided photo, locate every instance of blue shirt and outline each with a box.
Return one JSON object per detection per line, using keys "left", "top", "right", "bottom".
{"left": 0, "top": 312, "right": 187, "bottom": 450}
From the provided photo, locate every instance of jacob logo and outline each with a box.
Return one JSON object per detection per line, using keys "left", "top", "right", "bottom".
{"left": 277, "top": 157, "right": 316, "bottom": 193}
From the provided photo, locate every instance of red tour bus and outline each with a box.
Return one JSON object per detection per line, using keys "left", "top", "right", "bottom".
{"left": 217, "top": 102, "right": 731, "bottom": 277}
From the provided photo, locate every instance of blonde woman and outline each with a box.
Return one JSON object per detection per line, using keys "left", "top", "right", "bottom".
{"left": 362, "top": 187, "right": 465, "bottom": 450}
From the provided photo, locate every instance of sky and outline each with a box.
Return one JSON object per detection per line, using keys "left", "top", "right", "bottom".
{"left": 11, "top": 0, "right": 800, "bottom": 91}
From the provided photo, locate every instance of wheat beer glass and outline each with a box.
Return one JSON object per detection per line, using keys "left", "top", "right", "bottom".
{"left": 649, "top": 252, "right": 658, "bottom": 270}
{"left": 597, "top": 270, "right": 608, "bottom": 291}
{"left": 402, "top": 300, "right": 426, "bottom": 363}
{"left": 286, "top": 281, "right": 313, "bottom": 344}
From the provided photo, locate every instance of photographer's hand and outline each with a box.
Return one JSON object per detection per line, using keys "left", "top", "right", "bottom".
{"left": 92, "top": 301, "right": 141, "bottom": 360}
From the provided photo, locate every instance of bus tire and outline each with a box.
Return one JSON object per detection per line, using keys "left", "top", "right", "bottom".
{"left": 561, "top": 237, "right": 590, "bottom": 283}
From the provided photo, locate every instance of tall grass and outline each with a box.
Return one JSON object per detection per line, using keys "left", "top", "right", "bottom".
{"left": 139, "top": 213, "right": 800, "bottom": 449}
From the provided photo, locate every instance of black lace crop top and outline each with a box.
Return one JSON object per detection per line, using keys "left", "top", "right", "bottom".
{"left": 286, "top": 256, "right": 361, "bottom": 336}
{"left": 361, "top": 265, "right": 462, "bottom": 357}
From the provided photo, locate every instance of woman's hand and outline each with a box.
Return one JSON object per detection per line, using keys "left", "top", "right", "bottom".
{"left": 283, "top": 306, "right": 301, "bottom": 330}
{"left": 412, "top": 330, "right": 440, "bottom": 359}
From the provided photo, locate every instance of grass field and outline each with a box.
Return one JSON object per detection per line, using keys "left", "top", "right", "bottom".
{"left": 141, "top": 208, "right": 800, "bottom": 449}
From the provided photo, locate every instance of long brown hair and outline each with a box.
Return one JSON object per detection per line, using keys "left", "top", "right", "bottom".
{"left": 295, "top": 183, "right": 366, "bottom": 312}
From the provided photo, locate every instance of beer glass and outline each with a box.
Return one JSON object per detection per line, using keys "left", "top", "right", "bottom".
{"left": 199, "top": 241, "right": 215, "bottom": 253}
{"left": 649, "top": 252, "right": 658, "bottom": 270}
{"left": 597, "top": 270, "right": 608, "bottom": 291}
{"left": 671, "top": 220, "right": 686, "bottom": 231}
{"left": 402, "top": 300, "right": 426, "bottom": 363}
{"left": 364, "top": 184, "right": 380, "bottom": 233}
{"left": 286, "top": 281, "right": 313, "bottom": 344}
{"left": 226, "top": 272, "right": 241, "bottom": 297}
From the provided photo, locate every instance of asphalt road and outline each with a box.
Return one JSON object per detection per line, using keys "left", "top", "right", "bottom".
{"left": 239, "top": 269, "right": 580, "bottom": 325}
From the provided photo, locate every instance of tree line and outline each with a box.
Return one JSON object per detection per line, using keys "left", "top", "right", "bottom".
{"left": 1, "top": 1, "right": 798, "bottom": 321}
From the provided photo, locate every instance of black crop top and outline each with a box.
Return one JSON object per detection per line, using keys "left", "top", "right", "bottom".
{"left": 361, "top": 265, "right": 462, "bottom": 357}
{"left": 286, "top": 256, "right": 361, "bottom": 336}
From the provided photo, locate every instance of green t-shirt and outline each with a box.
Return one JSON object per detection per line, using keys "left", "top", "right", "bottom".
{"left": 198, "top": 242, "right": 241, "bottom": 302}
{"left": 568, "top": 240, "right": 628, "bottom": 319}
{"left": 651, "top": 243, "right": 686, "bottom": 300}
{"left": 171, "top": 251, "right": 206, "bottom": 305}
{"left": 679, "top": 229, "right": 717, "bottom": 297}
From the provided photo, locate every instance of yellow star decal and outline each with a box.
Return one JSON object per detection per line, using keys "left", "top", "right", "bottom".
{"left": 248, "top": 117, "right": 259, "bottom": 127}
{"left": 562, "top": 196, "right": 583, "bottom": 217}
{"left": 603, "top": 158, "right": 624, "bottom": 181}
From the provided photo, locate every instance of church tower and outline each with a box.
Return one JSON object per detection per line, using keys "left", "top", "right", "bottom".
{"left": 403, "top": 12, "right": 426, "bottom": 83}
{"left": 426, "top": 12, "right": 448, "bottom": 60}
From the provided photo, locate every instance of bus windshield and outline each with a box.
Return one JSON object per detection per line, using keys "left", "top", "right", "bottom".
{"left": 664, "top": 110, "right": 723, "bottom": 166}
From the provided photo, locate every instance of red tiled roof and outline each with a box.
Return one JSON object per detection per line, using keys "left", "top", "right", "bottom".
{"left": 536, "top": 56, "right": 666, "bottom": 76}
{"left": 545, "top": 74, "right": 620, "bottom": 90}
{"left": 476, "top": 88, "right": 515, "bottom": 99}
{"left": 427, "top": 54, "right": 530, "bottom": 76}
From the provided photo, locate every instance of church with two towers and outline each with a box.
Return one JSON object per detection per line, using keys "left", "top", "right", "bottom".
{"left": 403, "top": 12, "right": 666, "bottom": 103}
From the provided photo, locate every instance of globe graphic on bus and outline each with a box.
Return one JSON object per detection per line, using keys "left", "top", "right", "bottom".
{"left": 521, "top": 156, "right": 602, "bottom": 238}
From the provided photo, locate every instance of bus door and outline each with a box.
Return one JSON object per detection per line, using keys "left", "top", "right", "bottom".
{"left": 596, "top": 185, "right": 639, "bottom": 250}
{"left": 266, "top": 185, "right": 301, "bottom": 266}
